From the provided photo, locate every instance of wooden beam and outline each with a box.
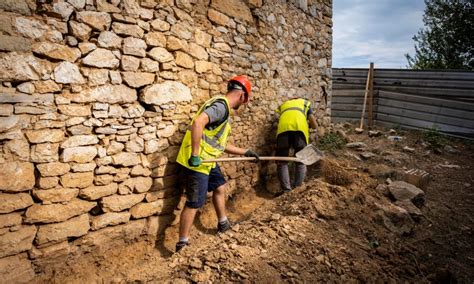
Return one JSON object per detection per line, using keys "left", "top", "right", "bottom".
{"left": 368, "top": 62, "right": 374, "bottom": 128}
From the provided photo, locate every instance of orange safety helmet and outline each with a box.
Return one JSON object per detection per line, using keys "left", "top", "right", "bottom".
{"left": 228, "top": 75, "right": 251, "bottom": 103}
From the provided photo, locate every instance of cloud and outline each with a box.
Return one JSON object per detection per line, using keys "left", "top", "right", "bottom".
{"left": 333, "top": 0, "right": 425, "bottom": 68}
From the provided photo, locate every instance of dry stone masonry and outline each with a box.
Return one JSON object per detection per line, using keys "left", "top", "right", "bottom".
{"left": 0, "top": 0, "right": 332, "bottom": 281}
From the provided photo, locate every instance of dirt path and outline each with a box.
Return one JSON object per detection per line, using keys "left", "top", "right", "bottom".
{"left": 35, "top": 126, "right": 474, "bottom": 283}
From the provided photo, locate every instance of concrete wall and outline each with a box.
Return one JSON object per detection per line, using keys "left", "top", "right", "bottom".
{"left": 0, "top": 0, "right": 332, "bottom": 280}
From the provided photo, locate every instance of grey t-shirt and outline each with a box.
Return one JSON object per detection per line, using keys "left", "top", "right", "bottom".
{"left": 203, "top": 100, "right": 229, "bottom": 130}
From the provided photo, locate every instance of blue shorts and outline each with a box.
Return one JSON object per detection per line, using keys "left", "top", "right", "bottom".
{"left": 178, "top": 164, "right": 226, "bottom": 208}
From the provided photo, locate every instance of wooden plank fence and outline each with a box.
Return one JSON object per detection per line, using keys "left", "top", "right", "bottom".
{"left": 332, "top": 68, "right": 474, "bottom": 138}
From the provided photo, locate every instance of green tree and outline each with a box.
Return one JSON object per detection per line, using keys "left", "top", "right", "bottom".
{"left": 406, "top": 0, "right": 473, "bottom": 70}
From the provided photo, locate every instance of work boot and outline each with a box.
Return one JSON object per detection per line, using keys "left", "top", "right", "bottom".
{"left": 175, "top": 240, "right": 189, "bottom": 252}
{"left": 217, "top": 219, "right": 231, "bottom": 234}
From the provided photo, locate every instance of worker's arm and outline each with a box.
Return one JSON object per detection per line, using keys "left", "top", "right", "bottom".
{"left": 190, "top": 112, "right": 209, "bottom": 156}
{"left": 225, "top": 144, "right": 260, "bottom": 160}
{"left": 308, "top": 114, "right": 317, "bottom": 129}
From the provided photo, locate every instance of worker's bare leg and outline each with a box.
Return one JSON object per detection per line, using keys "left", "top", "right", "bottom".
{"left": 179, "top": 206, "right": 198, "bottom": 240}
{"left": 277, "top": 162, "right": 292, "bottom": 191}
{"left": 293, "top": 162, "right": 307, "bottom": 188}
{"left": 212, "top": 184, "right": 226, "bottom": 220}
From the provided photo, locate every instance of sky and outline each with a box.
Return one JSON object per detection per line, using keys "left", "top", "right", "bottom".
{"left": 332, "top": 0, "right": 426, "bottom": 68}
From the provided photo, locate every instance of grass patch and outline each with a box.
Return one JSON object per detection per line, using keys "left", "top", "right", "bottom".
{"left": 423, "top": 126, "right": 448, "bottom": 149}
{"left": 317, "top": 131, "right": 347, "bottom": 152}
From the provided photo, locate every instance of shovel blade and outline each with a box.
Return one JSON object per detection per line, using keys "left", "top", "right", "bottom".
{"left": 295, "top": 144, "right": 324, "bottom": 165}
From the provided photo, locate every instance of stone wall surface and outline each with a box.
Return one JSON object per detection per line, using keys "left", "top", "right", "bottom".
{"left": 0, "top": 0, "right": 332, "bottom": 281}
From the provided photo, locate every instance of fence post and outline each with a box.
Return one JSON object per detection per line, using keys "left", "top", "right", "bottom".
{"left": 368, "top": 62, "right": 374, "bottom": 129}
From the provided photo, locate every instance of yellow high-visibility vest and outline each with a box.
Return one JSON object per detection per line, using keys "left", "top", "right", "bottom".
{"left": 176, "top": 96, "right": 232, "bottom": 175}
{"left": 276, "top": 98, "right": 311, "bottom": 143}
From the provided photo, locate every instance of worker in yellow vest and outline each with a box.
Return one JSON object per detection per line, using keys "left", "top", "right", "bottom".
{"left": 275, "top": 97, "right": 317, "bottom": 194}
{"left": 175, "top": 75, "right": 260, "bottom": 252}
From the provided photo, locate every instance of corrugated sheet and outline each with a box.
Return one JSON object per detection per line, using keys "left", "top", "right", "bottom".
{"left": 332, "top": 68, "right": 474, "bottom": 137}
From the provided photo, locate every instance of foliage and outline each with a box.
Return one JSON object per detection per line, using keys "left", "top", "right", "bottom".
{"left": 317, "top": 131, "right": 347, "bottom": 152}
{"left": 406, "top": 0, "right": 473, "bottom": 70}
{"left": 423, "top": 126, "right": 448, "bottom": 149}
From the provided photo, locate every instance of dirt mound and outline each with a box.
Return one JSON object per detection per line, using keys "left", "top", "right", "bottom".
{"left": 34, "top": 126, "right": 474, "bottom": 283}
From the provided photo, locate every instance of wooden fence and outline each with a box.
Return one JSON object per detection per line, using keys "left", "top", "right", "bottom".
{"left": 331, "top": 68, "right": 474, "bottom": 138}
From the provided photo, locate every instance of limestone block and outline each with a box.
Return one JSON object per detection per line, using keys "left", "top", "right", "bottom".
{"left": 140, "top": 81, "right": 192, "bottom": 105}
{"left": 96, "top": 0, "right": 121, "bottom": 13}
{"left": 0, "top": 212, "right": 22, "bottom": 228}
{"left": 25, "top": 199, "right": 96, "bottom": 224}
{"left": 0, "top": 193, "right": 34, "bottom": 214}
{"left": 188, "top": 43, "right": 209, "bottom": 60}
{"left": 119, "top": 177, "right": 152, "bottom": 193}
{"left": 170, "top": 22, "right": 192, "bottom": 40}
{"left": 0, "top": 34, "right": 31, "bottom": 52}
{"left": 112, "top": 22, "right": 144, "bottom": 38}
{"left": 122, "top": 72, "right": 155, "bottom": 88}
{"left": 0, "top": 116, "right": 19, "bottom": 132}
{"left": 130, "top": 165, "right": 152, "bottom": 177}
{"left": 58, "top": 104, "right": 91, "bottom": 116}
{"left": 79, "top": 183, "right": 118, "bottom": 200}
{"left": 37, "top": 162, "right": 70, "bottom": 177}
{"left": 83, "top": 68, "right": 109, "bottom": 86}
{"left": 109, "top": 71, "right": 122, "bottom": 85}
{"left": 31, "top": 143, "right": 59, "bottom": 163}
{"left": 51, "top": 2, "right": 74, "bottom": 20}
{"left": 15, "top": 17, "right": 48, "bottom": 39}
{"left": 207, "top": 9, "right": 230, "bottom": 26}
{"left": 69, "top": 21, "right": 92, "bottom": 41}
{"left": 166, "top": 36, "right": 187, "bottom": 51}
{"left": 34, "top": 80, "right": 61, "bottom": 94}
{"left": 32, "top": 42, "right": 81, "bottom": 62}
{"left": 214, "top": 42, "right": 232, "bottom": 52}
{"left": 67, "top": 0, "right": 86, "bottom": 9}
{"left": 122, "top": 0, "right": 141, "bottom": 17}
{"left": 139, "top": 58, "right": 158, "bottom": 73}
{"left": 97, "top": 31, "right": 122, "bottom": 49}
{"left": 95, "top": 174, "right": 114, "bottom": 186}
{"left": 83, "top": 48, "right": 119, "bottom": 68}
{"left": 0, "top": 162, "right": 35, "bottom": 192}
{"left": 144, "top": 32, "right": 166, "bottom": 47}
{"left": 60, "top": 172, "right": 94, "bottom": 188}
{"left": 63, "top": 84, "right": 137, "bottom": 103}
{"left": 194, "top": 29, "right": 212, "bottom": 48}
{"left": 178, "top": 69, "right": 198, "bottom": 86}
{"left": 61, "top": 146, "right": 97, "bottom": 163}
{"left": 211, "top": 0, "right": 253, "bottom": 23}
{"left": 71, "top": 162, "right": 96, "bottom": 172}
{"left": 37, "top": 176, "right": 59, "bottom": 189}
{"left": 33, "top": 188, "right": 79, "bottom": 203}
{"left": 195, "top": 60, "right": 213, "bottom": 73}
{"left": 175, "top": 51, "right": 194, "bottom": 68}
{"left": 0, "top": 105, "right": 14, "bottom": 116}
{"left": 157, "top": 125, "right": 177, "bottom": 138}
{"left": 0, "top": 0, "right": 31, "bottom": 15}
{"left": 91, "top": 212, "right": 130, "bottom": 230}
{"left": 111, "top": 152, "right": 140, "bottom": 167}
{"left": 106, "top": 141, "right": 125, "bottom": 155}
{"left": 0, "top": 53, "right": 52, "bottom": 81}
{"left": 54, "top": 61, "right": 85, "bottom": 84}
{"left": 100, "top": 194, "right": 145, "bottom": 212}
{"left": 152, "top": 176, "right": 178, "bottom": 191}
{"left": 0, "top": 254, "right": 35, "bottom": 283}
{"left": 121, "top": 55, "right": 140, "bottom": 71}
{"left": 0, "top": 225, "right": 37, "bottom": 258}
{"left": 123, "top": 37, "right": 146, "bottom": 57}
{"left": 150, "top": 19, "right": 170, "bottom": 31}
{"left": 16, "top": 82, "right": 35, "bottom": 94}
{"left": 26, "top": 129, "right": 64, "bottom": 144}
{"left": 130, "top": 200, "right": 163, "bottom": 219}
{"left": 36, "top": 214, "right": 90, "bottom": 245}
{"left": 388, "top": 181, "right": 425, "bottom": 208}
{"left": 148, "top": 47, "right": 174, "bottom": 63}
{"left": 77, "top": 11, "right": 112, "bottom": 31}
{"left": 61, "top": 135, "right": 99, "bottom": 148}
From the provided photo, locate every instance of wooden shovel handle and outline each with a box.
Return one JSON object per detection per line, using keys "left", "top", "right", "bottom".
{"left": 202, "top": 156, "right": 301, "bottom": 163}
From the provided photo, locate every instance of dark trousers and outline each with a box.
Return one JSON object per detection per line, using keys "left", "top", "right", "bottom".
{"left": 276, "top": 131, "right": 307, "bottom": 191}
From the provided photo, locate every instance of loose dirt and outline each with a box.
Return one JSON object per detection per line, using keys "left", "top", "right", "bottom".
{"left": 35, "top": 125, "right": 474, "bottom": 283}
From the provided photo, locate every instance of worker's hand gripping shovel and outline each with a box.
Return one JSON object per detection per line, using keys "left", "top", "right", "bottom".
{"left": 202, "top": 144, "right": 323, "bottom": 165}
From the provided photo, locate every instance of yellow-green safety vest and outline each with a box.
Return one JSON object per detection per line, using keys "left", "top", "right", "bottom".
{"left": 276, "top": 98, "right": 311, "bottom": 144}
{"left": 176, "top": 96, "right": 232, "bottom": 175}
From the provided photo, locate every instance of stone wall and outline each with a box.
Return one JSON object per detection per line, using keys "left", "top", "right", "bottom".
{"left": 0, "top": 0, "right": 332, "bottom": 280}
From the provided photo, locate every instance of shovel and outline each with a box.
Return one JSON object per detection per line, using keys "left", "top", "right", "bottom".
{"left": 202, "top": 144, "right": 323, "bottom": 166}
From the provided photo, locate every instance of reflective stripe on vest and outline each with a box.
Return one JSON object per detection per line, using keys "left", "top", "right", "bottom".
{"left": 176, "top": 97, "right": 232, "bottom": 175}
{"left": 276, "top": 98, "right": 311, "bottom": 144}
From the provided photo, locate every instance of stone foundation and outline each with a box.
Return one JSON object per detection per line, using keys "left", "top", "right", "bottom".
{"left": 0, "top": 0, "right": 332, "bottom": 280}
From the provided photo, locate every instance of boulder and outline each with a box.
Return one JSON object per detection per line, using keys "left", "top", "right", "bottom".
{"left": 25, "top": 199, "right": 96, "bottom": 224}
{"left": 0, "top": 162, "right": 35, "bottom": 192}
{"left": 140, "top": 81, "right": 192, "bottom": 105}
{"left": 388, "top": 181, "right": 425, "bottom": 208}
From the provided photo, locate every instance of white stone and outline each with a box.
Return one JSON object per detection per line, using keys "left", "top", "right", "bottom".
{"left": 148, "top": 47, "right": 174, "bottom": 63}
{"left": 83, "top": 48, "right": 119, "bottom": 68}
{"left": 140, "top": 81, "right": 192, "bottom": 105}
{"left": 54, "top": 61, "right": 85, "bottom": 84}
{"left": 98, "top": 31, "right": 122, "bottom": 48}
